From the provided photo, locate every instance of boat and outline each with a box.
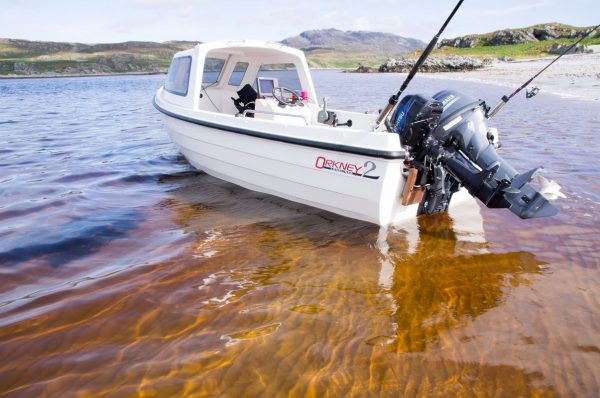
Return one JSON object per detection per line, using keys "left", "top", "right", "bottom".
{"left": 153, "top": 40, "right": 560, "bottom": 225}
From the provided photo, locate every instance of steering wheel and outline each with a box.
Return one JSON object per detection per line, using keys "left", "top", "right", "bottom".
{"left": 272, "top": 87, "right": 300, "bottom": 107}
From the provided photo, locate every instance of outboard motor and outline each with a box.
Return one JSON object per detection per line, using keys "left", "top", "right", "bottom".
{"left": 390, "top": 90, "right": 558, "bottom": 219}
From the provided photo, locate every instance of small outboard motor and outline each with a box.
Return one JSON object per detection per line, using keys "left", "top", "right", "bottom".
{"left": 390, "top": 90, "right": 558, "bottom": 219}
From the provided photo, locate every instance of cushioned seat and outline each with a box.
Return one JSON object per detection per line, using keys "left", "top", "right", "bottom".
{"left": 231, "top": 84, "right": 257, "bottom": 117}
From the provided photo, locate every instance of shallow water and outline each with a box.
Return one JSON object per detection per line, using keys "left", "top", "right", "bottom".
{"left": 0, "top": 72, "right": 599, "bottom": 397}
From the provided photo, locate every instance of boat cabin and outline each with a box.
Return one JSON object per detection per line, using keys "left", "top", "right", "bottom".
{"left": 160, "top": 41, "right": 372, "bottom": 129}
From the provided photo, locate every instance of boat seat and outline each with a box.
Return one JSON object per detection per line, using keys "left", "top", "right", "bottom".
{"left": 231, "top": 84, "right": 257, "bottom": 117}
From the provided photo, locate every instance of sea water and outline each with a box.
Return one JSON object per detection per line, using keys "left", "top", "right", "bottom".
{"left": 0, "top": 72, "right": 599, "bottom": 397}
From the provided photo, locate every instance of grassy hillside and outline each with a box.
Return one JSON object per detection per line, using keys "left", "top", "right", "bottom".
{"left": 433, "top": 37, "right": 600, "bottom": 59}
{"left": 435, "top": 23, "right": 600, "bottom": 59}
{"left": 0, "top": 39, "right": 196, "bottom": 76}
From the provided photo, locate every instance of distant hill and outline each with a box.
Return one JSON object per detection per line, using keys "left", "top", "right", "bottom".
{"left": 0, "top": 39, "right": 196, "bottom": 58}
{"left": 281, "top": 29, "right": 425, "bottom": 68}
{"left": 282, "top": 29, "right": 425, "bottom": 53}
{"left": 0, "top": 39, "right": 197, "bottom": 76}
{"left": 0, "top": 30, "right": 426, "bottom": 76}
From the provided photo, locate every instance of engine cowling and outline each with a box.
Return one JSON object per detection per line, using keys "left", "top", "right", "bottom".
{"left": 390, "top": 90, "right": 558, "bottom": 219}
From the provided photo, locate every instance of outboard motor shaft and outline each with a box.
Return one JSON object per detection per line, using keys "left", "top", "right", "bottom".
{"left": 390, "top": 90, "right": 558, "bottom": 219}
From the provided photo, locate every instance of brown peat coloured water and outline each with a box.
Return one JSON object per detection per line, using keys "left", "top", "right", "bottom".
{"left": 0, "top": 72, "right": 599, "bottom": 397}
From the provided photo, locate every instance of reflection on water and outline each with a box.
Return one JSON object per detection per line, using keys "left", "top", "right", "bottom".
{"left": 0, "top": 74, "right": 599, "bottom": 397}
{"left": 384, "top": 213, "right": 544, "bottom": 354}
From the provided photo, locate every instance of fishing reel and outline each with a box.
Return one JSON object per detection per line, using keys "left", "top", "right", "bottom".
{"left": 526, "top": 86, "right": 540, "bottom": 98}
{"left": 390, "top": 91, "right": 558, "bottom": 219}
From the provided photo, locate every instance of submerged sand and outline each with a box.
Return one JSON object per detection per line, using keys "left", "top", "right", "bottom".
{"left": 424, "top": 47, "right": 600, "bottom": 102}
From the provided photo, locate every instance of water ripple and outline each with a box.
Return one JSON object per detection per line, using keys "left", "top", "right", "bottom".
{"left": 0, "top": 73, "right": 598, "bottom": 397}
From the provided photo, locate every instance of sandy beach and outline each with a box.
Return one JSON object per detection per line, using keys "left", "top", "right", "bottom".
{"left": 425, "top": 46, "right": 600, "bottom": 102}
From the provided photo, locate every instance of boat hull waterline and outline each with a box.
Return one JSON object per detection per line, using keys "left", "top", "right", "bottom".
{"left": 156, "top": 104, "right": 422, "bottom": 225}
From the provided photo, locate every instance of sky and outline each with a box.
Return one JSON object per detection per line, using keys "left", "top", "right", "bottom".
{"left": 0, "top": 0, "right": 598, "bottom": 44}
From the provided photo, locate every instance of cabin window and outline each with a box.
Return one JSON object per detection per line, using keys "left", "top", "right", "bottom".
{"left": 228, "top": 62, "right": 249, "bottom": 86}
{"left": 165, "top": 56, "right": 191, "bottom": 96}
{"left": 202, "top": 58, "right": 226, "bottom": 85}
{"left": 255, "top": 63, "right": 302, "bottom": 92}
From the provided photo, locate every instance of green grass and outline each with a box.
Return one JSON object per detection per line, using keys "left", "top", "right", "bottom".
{"left": 304, "top": 49, "right": 389, "bottom": 69}
{"left": 434, "top": 37, "right": 600, "bottom": 59}
{"left": 307, "top": 35, "right": 600, "bottom": 69}
{"left": 0, "top": 39, "right": 190, "bottom": 75}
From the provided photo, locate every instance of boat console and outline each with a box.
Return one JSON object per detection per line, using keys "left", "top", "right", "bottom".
{"left": 252, "top": 97, "right": 313, "bottom": 125}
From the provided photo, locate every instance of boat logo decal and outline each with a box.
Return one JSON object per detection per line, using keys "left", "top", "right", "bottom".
{"left": 315, "top": 156, "right": 380, "bottom": 180}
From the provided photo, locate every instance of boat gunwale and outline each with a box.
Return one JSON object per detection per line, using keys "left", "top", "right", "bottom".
{"left": 153, "top": 97, "right": 406, "bottom": 160}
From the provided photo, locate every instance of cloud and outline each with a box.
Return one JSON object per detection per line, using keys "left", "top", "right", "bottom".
{"left": 127, "top": 0, "right": 200, "bottom": 5}
{"left": 1, "top": 0, "right": 596, "bottom": 44}
{"left": 462, "top": 2, "right": 548, "bottom": 18}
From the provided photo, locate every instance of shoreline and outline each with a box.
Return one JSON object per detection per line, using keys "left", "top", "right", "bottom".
{"left": 2, "top": 53, "right": 598, "bottom": 102}
{"left": 0, "top": 68, "right": 344, "bottom": 80}
{"left": 0, "top": 71, "right": 166, "bottom": 80}
{"left": 424, "top": 52, "right": 600, "bottom": 102}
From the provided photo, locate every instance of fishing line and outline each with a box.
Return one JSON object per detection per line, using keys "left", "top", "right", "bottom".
{"left": 486, "top": 23, "right": 600, "bottom": 118}
{"left": 201, "top": 81, "right": 221, "bottom": 113}
{"left": 376, "top": 0, "right": 465, "bottom": 128}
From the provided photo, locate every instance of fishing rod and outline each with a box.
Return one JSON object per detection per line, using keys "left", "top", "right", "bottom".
{"left": 375, "top": 0, "right": 464, "bottom": 129}
{"left": 486, "top": 23, "right": 600, "bottom": 119}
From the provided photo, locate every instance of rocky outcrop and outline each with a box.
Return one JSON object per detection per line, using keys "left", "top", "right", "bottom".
{"left": 486, "top": 29, "right": 538, "bottom": 46}
{"left": 548, "top": 43, "right": 591, "bottom": 55}
{"left": 439, "top": 37, "right": 480, "bottom": 48}
{"left": 439, "top": 23, "right": 599, "bottom": 48}
{"left": 374, "top": 55, "right": 484, "bottom": 73}
{"left": 533, "top": 27, "right": 558, "bottom": 41}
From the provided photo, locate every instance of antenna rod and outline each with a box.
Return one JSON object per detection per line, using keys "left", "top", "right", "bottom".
{"left": 487, "top": 23, "right": 600, "bottom": 119}
{"left": 375, "top": 0, "right": 465, "bottom": 128}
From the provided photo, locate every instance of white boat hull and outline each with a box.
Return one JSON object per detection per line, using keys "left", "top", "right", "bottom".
{"left": 154, "top": 40, "right": 553, "bottom": 225}
{"left": 160, "top": 114, "right": 418, "bottom": 225}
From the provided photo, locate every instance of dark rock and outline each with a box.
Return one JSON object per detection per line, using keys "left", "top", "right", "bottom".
{"left": 533, "top": 26, "right": 558, "bottom": 41}
{"left": 548, "top": 43, "right": 591, "bottom": 55}
{"left": 487, "top": 29, "right": 538, "bottom": 46}
{"left": 13, "top": 61, "right": 34, "bottom": 73}
{"left": 355, "top": 64, "right": 374, "bottom": 73}
{"left": 439, "top": 37, "right": 480, "bottom": 48}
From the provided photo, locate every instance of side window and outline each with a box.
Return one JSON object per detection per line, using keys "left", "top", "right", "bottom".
{"left": 255, "top": 63, "right": 301, "bottom": 92}
{"left": 202, "top": 58, "right": 225, "bottom": 85}
{"left": 165, "top": 56, "right": 191, "bottom": 96}
{"left": 228, "top": 62, "right": 249, "bottom": 86}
